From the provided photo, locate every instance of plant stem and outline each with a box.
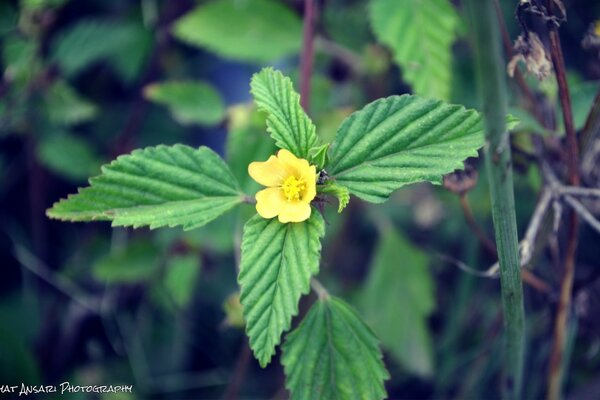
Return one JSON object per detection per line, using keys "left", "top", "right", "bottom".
{"left": 546, "top": 1, "right": 580, "bottom": 397}
{"left": 300, "top": 0, "right": 316, "bottom": 112}
{"left": 466, "top": 1, "right": 525, "bottom": 398}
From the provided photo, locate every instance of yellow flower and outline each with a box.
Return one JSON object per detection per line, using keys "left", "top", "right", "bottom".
{"left": 248, "top": 149, "right": 317, "bottom": 223}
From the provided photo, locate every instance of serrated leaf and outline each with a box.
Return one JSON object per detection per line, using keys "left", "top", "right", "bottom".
{"left": 37, "top": 133, "right": 102, "bottom": 181}
{"left": 328, "top": 95, "right": 483, "bottom": 203}
{"left": 144, "top": 81, "right": 225, "bottom": 126}
{"left": 238, "top": 212, "right": 325, "bottom": 367}
{"left": 369, "top": 0, "right": 459, "bottom": 100}
{"left": 93, "top": 240, "right": 160, "bottom": 283}
{"left": 282, "top": 296, "right": 389, "bottom": 400}
{"left": 164, "top": 254, "right": 201, "bottom": 306}
{"left": 250, "top": 68, "right": 319, "bottom": 159}
{"left": 44, "top": 80, "right": 97, "bottom": 125}
{"left": 360, "top": 228, "right": 435, "bottom": 376}
{"left": 172, "top": 0, "right": 301, "bottom": 63}
{"left": 51, "top": 18, "right": 151, "bottom": 82}
{"left": 47, "top": 145, "right": 243, "bottom": 230}
{"left": 318, "top": 183, "right": 350, "bottom": 213}
{"left": 308, "top": 143, "right": 329, "bottom": 170}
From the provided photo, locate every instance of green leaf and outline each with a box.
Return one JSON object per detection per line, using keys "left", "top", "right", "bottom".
{"left": 360, "top": 227, "right": 435, "bottom": 376}
{"left": 144, "top": 81, "right": 225, "bottom": 126}
{"left": 51, "top": 18, "right": 152, "bottom": 82}
{"left": 164, "top": 254, "right": 201, "bottom": 306}
{"left": 47, "top": 145, "right": 243, "bottom": 230}
{"left": 318, "top": 182, "right": 350, "bottom": 213}
{"left": 37, "top": 133, "right": 102, "bottom": 182}
{"left": 328, "top": 95, "right": 483, "bottom": 203}
{"left": 172, "top": 0, "right": 302, "bottom": 63}
{"left": 282, "top": 296, "right": 389, "bottom": 400}
{"left": 44, "top": 80, "right": 97, "bottom": 125}
{"left": 308, "top": 143, "right": 330, "bottom": 170}
{"left": 369, "top": 0, "right": 459, "bottom": 100}
{"left": 238, "top": 211, "right": 325, "bottom": 367}
{"left": 93, "top": 240, "right": 160, "bottom": 283}
{"left": 225, "top": 104, "right": 277, "bottom": 193}
{"left": 250, "top": 68, "right": 319, "bottom": 159}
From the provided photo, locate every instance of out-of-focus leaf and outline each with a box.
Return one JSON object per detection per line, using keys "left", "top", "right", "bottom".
{"left": 144, "top": 81, "right": 225, "bottom": 126}
{"left": 47, "top": 145, "right": 244, "bottom": 230}
{"left": 2, "top": 37, "right": 38, "bottom": 87}
{"left": 226, "top": 103, "right": 277, "bottom": 193}
{"left": 360, "top": 227, "right": 435, "bottom": 376}
{"left": 327, "top": 95, "right": 483, "bottom": 203}
{"left": 282, "top": 297, "right": 389, "bottom": 400}
{"left": 223, "top": 292, "right": 244, "bottom": 328}
{"left": 0, "top": 327, "right": 40, "bottom": 383}
{"left": 0, "top": 3, "right": 17, "bottom": 35}
{"left": 44, "top": 80, "right": 97, "bottom": 125}
{"left": 568, "top": 80, "right": 600, "bottom": 131}
{"left": 20, "top": 0, "right": 68, "bottom": 10}
{"left": 369, "top": 0, "right": 459, "bottom": 100}
{"left": 93, "top": 240, "right": 160, "bottom": 283}
{"left": 323, "top": 0, "right": 370, "bottom": 52}
{"left": 51, "top": 19, "right": 152, "bottom": 82}
{"left": 250, "top": 68, "right": 319, "bottom": 159}
{"left": 164, "top": 254, "right": 201, "bottom": 306}
{"left": 172, "top": 0, "right": 301, "bottom": 63}
{"left": 37, "top": 133, "right": 102, "bottom": 181}
{"left": 239, "top": 212, "right": 325, "bottom": 367}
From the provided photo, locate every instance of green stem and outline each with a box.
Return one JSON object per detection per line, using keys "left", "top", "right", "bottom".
{"left": 466, "top": 1, "right": 525, "bottom": 398}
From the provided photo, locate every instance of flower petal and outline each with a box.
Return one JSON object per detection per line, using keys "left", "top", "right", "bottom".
{"left": 255, "top": 187, "right": 286, "bottom": 219}
{"left": 301, "top": 165, "right": 317, "bottom": 202}
{"left": 278, "top": 202, "right": 312, "bottom": 223}
{"left": 277, "top": 149, "right": 310, "bottom": 176}
{"left": 248, "top": 156, "right": 288, "bottom": 187}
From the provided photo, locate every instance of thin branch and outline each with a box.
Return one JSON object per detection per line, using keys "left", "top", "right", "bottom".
{"left": 459, "top": 193, "right": 498, "bottom": 257}
{"left": 300, "top": 0, "right": 317, "bottom": 112}
{"left": 564, "top": 195, "right": 600, "bottom": 235}
{"left": 546, "top": 1, "right": 581, "bottom": 397}
{"left": 315, "top": 36, "right": 364, "bottom": 75}
{"left": 310, "top": 278, "right": 329, "bottom": 300}
{"left": 223, "top": 342, "right": 252, "bottom": 400}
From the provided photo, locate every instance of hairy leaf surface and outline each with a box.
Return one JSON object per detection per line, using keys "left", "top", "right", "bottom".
{"left": 250, "top": 68, "right": 319, "bottom": 159}
{"left": 47, "top": 145, "right": 243, "bottom": 230}
{"left": 172, "top": 0, "right": 301, "bottom": 63}
{"left": 282, "top": 297, "right": 389, "bottom": 400}
{"left": 369, "top": 0, "right": 459, "bottom": 100}
{"left": 328, "top": 95, "right": 483, "bottom": 203}
{"left": 238, "top": 212, "right": 324, "bottom": 367}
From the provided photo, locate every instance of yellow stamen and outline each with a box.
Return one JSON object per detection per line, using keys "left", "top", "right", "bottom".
{"left": 281, "top": 176, "right": 305, "bottom": 201}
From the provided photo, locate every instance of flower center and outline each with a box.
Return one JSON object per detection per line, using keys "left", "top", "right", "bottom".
{"left": 281, "top": 176, "right": 305, "bottom": 202}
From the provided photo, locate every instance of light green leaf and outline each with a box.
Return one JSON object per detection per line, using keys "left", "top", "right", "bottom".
{"left": 172, "top": 0, "right": 301, "bottom": 63}
{"left": 238, "top": 212, "right": 325, "bottom": 367}
{"left": 37, "top": 133, "right": 102, "bottom": 181}
{"left": 328, "top": 95, "right": 483, "bottom": 203}
{"left": 360, "top": 228, "right": 435, "bottom": 376}
{"left": 282, "top": 296, "right": 389, "bottom": 400}
{"left": 250, "top": 68, "right": 319, "bottom": 159}
{"left": 318, "top": 182, "right": 350, "bottom": 213}
{"left": 51, "top": 18, "right": 151, "bottom": 82}
{"left": 308, "top": 143, "right": 330, "bottom": 170}
{"left": 144, "top": 81, "right": 225, "bottom": 126}
{"left": 47, "top": 145, "right": 243, "bottom": 230}
{"left": 164, "top": 254, "right": 201, "bottom": 306}
{"left": 369, "top": 0, "right": 459, "bottom": 100}
{"left": 44, "top": 80, "right": 97, "bottom": 126}
{"left": 93, "top": 240, "right": 160, "bottom": 283}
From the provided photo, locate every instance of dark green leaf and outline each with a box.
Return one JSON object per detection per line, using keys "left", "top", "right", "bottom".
{"left": 164, "top": 254, "right": 201, "bottom": 306}
{"left": 37, "top": 133, "right": 102, "bottom": 181}
{"left": 93, "top": 240, "right": 160, "bottom": 283}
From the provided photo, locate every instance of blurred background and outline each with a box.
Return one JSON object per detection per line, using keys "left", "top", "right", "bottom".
{"left": 1, "top": 0, "right": 600, "bottom": 398}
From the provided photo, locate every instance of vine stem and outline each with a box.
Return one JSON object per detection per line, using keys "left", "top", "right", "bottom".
{"left": 299, "top": 0, "right": 316, "bottom": 112}
{"left": 466, "top": 1, "right": 525, "bottom": 398}
{"left": 546, "top": 1, "right": 581, "bottom": 398}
